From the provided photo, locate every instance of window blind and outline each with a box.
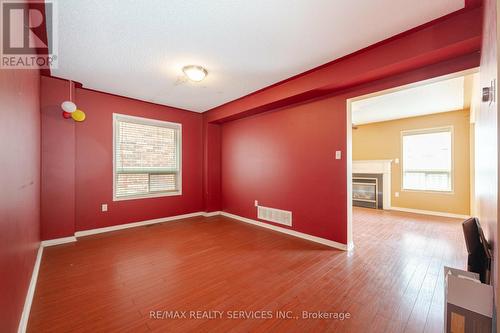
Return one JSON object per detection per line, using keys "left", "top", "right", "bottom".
{"left": 114, "top": 114, "right": 181, "bottom": 199}
{"left": 402, "top": 128, "right": 452, "bottom": 192}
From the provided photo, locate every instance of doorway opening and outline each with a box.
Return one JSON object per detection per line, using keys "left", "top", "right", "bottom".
{"left": 346, "top": 68, "right": 479, "bottom": 249}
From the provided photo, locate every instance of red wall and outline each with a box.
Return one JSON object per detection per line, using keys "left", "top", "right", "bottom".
{"left": 40, "top": 77, "right": 204, "bottom": 238}
{"left": 221, "top": 97, "right": 347, "bottom": 242}
{"left": 40, "top": 77, "right": 76, "bottom": 239}
{"left": 476, "top": 0, "right": 498, "bottom": 326}
{"left": 0, "top": 69, "right": 41, "bottom": 332}
{"left": 219, "top": 53, "right": 479, "bottom": 244}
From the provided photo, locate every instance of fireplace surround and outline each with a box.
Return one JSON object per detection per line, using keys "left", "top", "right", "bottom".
{"left": 352, "top": 160, "right": 392, "bottom": 210}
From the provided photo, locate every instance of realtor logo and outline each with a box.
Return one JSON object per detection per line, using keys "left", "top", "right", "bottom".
{"left": 1, "top": 0, "right": 57, "bottom": 69}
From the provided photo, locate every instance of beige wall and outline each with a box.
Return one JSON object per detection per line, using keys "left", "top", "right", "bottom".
{"left": 353, "top": 109, "right": 470, "bottom": 215}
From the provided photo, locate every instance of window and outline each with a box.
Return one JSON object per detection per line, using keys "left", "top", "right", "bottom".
{"left": 113, "top": 114, "right": 181, "bottom": 200}
{"left": 402, "top": 127, "right": 452, "bottom": 192}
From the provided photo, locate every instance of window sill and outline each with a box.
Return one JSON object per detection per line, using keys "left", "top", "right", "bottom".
{"left": 113, "top": 191, "right": 182, "bottom": 201}
{"left": 401, "top": 189, "right": 454, "bottom": 195}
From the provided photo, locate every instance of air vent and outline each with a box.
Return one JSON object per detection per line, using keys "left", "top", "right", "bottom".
{"left": 257, "top": 205, "right": 292, "bottom": 226}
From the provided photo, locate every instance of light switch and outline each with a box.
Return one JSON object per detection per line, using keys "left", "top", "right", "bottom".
{"left": 101, "top": 204, "right": 108, "bottom": 212}
{"left": 395, "top": 192, "right": 400, "bottom": 198}
{"left": 335, "top": 151, "right": 342, "bottom": 160}
{"left": 394, "top": 158, "right": 399, "bottom": 164}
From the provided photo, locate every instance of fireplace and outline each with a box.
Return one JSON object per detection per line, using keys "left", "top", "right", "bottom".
{"left": 353, "top": 173, "right": 383, "bottom": 209}
{"left": 352, "top": 160, "right": 392, "bottom": 210}
{"left": 353, "top": 178, "right": 377, "bottom": 206}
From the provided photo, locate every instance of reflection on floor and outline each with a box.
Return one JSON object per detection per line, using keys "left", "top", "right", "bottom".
{"left": 28, "top": 207, "right": 466, "bottom": 332}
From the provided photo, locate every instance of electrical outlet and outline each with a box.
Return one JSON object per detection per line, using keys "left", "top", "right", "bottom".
{"left": 101, "top": 204, "right": 108, "bottom": 212}
{"left": 395, "top": 192, "right": 400, "bottom": 198}
{"left": 254, "top": 200, "right": 259, "bottom": 207}
{"left": 394, "top": 158, "right": 399, "bottom": 164}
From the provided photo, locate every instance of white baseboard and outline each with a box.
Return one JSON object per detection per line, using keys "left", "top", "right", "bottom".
{"left": 203, "top": 211, "right": 222, "bottom": 217}
{"left": 220, "top": 211, "right": 348, "bottom": 251}
{"left": 43, "top": 210, "right": 347, "bottom": 252}
{"left": 17, "top": 245, "right": 43, "bottom": 333}
{"left": 390, "top": 206, "right": 470, "bottom": 220}
{"left": 74, "top": 211, "right": 206, "bottom": 237}
{"left": 41, "top": 236, "right": 77, "bottom": 247}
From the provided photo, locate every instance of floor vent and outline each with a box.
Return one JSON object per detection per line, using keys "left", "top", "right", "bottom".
{"left": 257, "top": 205, "right": 292, "bottom": 226}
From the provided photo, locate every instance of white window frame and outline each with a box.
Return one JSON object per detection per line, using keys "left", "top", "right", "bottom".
{"left": 112, "top": 113, "right": 182, "bottom": 201}
{"left": 401, "top": 126, "right": 454, "bottom": 193}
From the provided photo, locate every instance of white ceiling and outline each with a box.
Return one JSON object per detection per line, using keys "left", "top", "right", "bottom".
{"left": 50, "top": 0, "right": 464, "bottom": 112}
{"left": 351, "top": 76, "right": 468, "bottom": 125}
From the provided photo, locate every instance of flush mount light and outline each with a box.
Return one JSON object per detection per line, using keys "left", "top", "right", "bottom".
{"left": 182, "top": 65, "right": 208, "bottom": 82}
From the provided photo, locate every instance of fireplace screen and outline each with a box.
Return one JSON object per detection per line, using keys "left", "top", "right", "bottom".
{"left": 353, "top": 183, "right": 377, "bottom": 202}
{"left": 352, "top": 176, "right": 379, "bottom": 209}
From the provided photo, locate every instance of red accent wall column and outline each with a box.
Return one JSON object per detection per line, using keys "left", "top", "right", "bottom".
{"left": 203, "top": 118, "right": 222, "bottom": 212}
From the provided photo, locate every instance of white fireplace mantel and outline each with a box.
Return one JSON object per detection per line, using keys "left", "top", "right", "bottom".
{"left": 352, "top": 160, "right": 392, "bottom": 210}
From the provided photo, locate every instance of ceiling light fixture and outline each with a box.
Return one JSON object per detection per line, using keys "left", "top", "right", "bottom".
{"left": 182, "top": 65, "right": 208, "bottom": 82}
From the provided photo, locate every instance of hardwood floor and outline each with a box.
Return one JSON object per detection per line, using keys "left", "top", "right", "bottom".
{"left": 28, "top": 207, "right": 467, "bottom": 332}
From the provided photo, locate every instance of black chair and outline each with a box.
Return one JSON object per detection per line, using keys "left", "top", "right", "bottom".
{"left": 462, "top": 217, "right": 492, "bottom": 284}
